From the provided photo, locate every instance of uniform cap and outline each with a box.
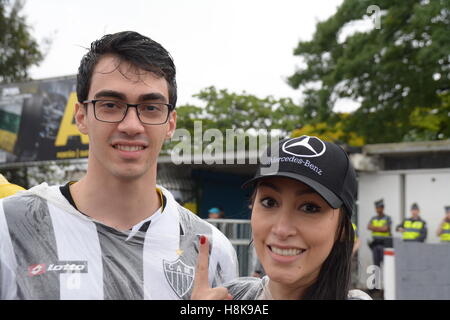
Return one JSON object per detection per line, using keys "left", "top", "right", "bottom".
{"left": 411, "top": 203, "right": 419, "bottom": 210}
{"left": 374, "top": 199, "right": 384, "bottom": 208}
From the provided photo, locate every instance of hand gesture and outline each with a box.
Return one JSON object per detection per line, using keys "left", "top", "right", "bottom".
{"left": 191, "top": 235, "right": 233, "bottom": 300}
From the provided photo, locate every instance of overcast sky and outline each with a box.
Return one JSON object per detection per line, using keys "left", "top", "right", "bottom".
{"left": 23, "top": 0, "right": 354, "bottom": 110}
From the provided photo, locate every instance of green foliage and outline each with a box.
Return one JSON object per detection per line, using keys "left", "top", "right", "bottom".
{"left": 0, "top": 0, "right": 44, "bottom": 83}
{"left": 187, "top": 86, "right": 301, "bottom": 133}
{"left": 291, "top": 113, "right": 365, "bottom": 147}
{"left": 163, "top": 86, "right": 304, "bottom": 154}
{"left": 288, "top": 0, "right": 450, "bottom": 143}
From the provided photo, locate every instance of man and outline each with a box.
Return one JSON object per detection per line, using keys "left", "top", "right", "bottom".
{"left": 436, "top": 206, "right": 450, "bottom": 243}
{"left": 0, "top": 174, "right": 25, "bottom": 198}
{"left": 367, "top": 199, "right": 392, "bottom": 267}
{"left": 396, "top": 203, "right": 427, "bottom": 242}
{"left": 0, "top": 31, "right": 238, "bottom": 300}
{"left": 208, "top": 207, "right": 222, "bottom": 219}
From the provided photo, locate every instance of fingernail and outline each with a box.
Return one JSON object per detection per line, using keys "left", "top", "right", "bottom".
{"left": 200, "top": 235, "right": 206, "bottom": 245}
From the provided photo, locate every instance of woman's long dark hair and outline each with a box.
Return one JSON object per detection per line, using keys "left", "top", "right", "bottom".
{"left": 302, "top": 209, "right": 354, "bottom": 300}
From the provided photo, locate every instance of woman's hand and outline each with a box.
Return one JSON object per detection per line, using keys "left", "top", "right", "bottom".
{"left": 191, "top": 235, "right": 233, "bottom": 300}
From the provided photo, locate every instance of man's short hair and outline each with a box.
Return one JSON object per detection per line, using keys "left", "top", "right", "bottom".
{"left": 76, "top": 31, "right": 177, "bottom": 106}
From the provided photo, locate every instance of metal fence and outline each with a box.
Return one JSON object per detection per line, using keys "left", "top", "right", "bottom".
{"left": 206, "top": 218, "right": 254, "bottom": 276}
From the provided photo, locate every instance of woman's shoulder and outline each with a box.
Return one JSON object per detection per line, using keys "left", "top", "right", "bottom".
{"left": 347, "top": 289, "right": 372, "bottom": 300}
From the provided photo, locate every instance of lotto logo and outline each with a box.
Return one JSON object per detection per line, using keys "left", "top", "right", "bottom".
{"left": 28, "top": 264, "right": 46, "bottom": 276}
{"left": 27, "top": 261, "right": 88, "bottom": 277}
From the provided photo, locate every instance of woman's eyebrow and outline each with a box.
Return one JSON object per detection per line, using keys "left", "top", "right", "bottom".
{"left": 258, "top": 181, "right": 281, "bottom": 193}
{"left": 259, "top": 181, "right": 317, "bottom": 196}
{"left": 296, "top": 188, "right": 316, "bottom": 196}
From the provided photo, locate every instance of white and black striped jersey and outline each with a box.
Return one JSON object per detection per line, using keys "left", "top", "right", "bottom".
{"left": 0, "top": 183, "right": 238, "bottom": 300}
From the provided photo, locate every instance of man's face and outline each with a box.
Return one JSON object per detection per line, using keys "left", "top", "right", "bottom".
{"left": 411, "top": 209, "right": 420, "bottom": 218}
{"left": 75, "top": 55, "right": 176, "bottom": 181}
{"left": 375, "top": 206, "right": 384, "bottom": 215}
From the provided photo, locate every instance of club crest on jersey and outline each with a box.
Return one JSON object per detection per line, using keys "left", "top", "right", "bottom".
{"left": 163, "top": 258, "right": 195, "bottom": 298}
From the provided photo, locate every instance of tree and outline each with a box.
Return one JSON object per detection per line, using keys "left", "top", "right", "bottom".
{"left": 288, "top": 0, "right": 450, "bottom": 143}
{"left": 182, "top": 86, "right": 301, "bottom": 133}
{"left": 290, "top": 113, "right": 365, "bottom": 147}
{"left": 0, "top": 0, "right": 44, "bottom": 83}
{"left": 163, "top": 86, "right": 303, "bottom": 155}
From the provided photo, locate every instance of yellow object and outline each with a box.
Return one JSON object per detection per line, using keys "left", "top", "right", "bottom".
{"left": 401, "top": 220, "right": 424, "bottom": 240}
{"left": 54, "top": 92, "right": 89, "bottom": 146}
{"left": 440, "top": 222, "right": 450, "bottom": 242}
{"left": 0, "top": 174, "right": 25, "bottom": 198}
{"left": 352, "top": 223, "right": 358, "bottom": 240}
{"left": 183, "top": 202, "right": 197, "bottom": 214}
{"left": 370, "top": 218, "right": 391, "bottom": 237}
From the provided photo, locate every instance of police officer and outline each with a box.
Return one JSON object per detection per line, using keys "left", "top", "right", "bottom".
{"left": 396, "top": 203, "right": 427, "bottom": 242}
{"left": 367, "top": 199, "right": 392, "bottom": 267}
{"left": 436, "top": 206, "right": 450, "bottom": 243}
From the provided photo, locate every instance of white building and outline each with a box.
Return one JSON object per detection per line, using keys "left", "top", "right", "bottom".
{"left": 352, "top": 140, "right": 450, "bottom": 289}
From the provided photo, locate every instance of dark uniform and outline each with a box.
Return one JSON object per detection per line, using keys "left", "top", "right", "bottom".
{"left": 396, "top": 203, "right": 427, "bottom": 242}
{"left": 368, "top": 199, "right": 392, "bottom": 267}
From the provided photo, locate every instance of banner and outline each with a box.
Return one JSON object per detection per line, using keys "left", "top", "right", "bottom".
{"left": 0, "top": 76, "right": 89, "bottom": 163}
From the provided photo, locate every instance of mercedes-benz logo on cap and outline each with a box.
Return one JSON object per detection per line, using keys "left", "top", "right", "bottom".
{"left": 282, "top": 136, "right": 326, "bottom": 158}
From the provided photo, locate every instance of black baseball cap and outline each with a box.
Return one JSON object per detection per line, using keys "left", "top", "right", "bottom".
{"left": 242, "top": 135, "right": 357, "bottom": 217}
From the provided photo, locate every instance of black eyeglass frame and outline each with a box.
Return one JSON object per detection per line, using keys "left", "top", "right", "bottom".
{"left": 82, "top": 99, "right": 175, "bottom": 125}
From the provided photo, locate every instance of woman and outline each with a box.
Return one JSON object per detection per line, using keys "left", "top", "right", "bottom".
{"left": 192, "top": 135, "right": 371, "bottom": 300}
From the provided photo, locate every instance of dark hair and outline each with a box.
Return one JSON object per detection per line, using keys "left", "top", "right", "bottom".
{"left": 249, "top": 186, "right": 354, "bottom": 300}
{"left": 302, "top": 209, "right": 354, "bottom": 300}
{"left": 76, "top": 31, "right": 177, "bottom": 106}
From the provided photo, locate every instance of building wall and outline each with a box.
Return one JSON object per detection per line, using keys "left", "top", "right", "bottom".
{"left": 357, "top": 172, "right": 402, "bottom": 288}
{"left": 395, "top": 239, "right": 450, "bottom": 299}
{"left": 405, "top": 171, "right": 450, "bottom": 244}
{"left": 356, "top": 168, "right": 450, "bottom": 289}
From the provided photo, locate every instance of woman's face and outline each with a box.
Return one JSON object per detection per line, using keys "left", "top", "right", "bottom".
{"left": 251, "top": 176, "right": 341, "bottom": 288}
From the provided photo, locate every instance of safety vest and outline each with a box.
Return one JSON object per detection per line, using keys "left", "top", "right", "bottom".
{"left": 370, "top": 216, "right": 391, "bottom": 238}
{"left": 352, "top": 223, "right": 358, "bottom": 241}
{"left": 401, "top": 219, "right": 424, "bottom": 240}
{"left": 440, "top": 222, "right": 450, "bottom": 242}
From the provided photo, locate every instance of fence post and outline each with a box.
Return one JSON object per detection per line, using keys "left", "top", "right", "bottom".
{"left": 383, "top": 248, "right": 395, "bottom": 300}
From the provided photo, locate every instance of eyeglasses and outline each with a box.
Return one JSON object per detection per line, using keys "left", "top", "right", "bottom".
{"left": 83, "top": 100, "right": 174, "bottom": 125}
